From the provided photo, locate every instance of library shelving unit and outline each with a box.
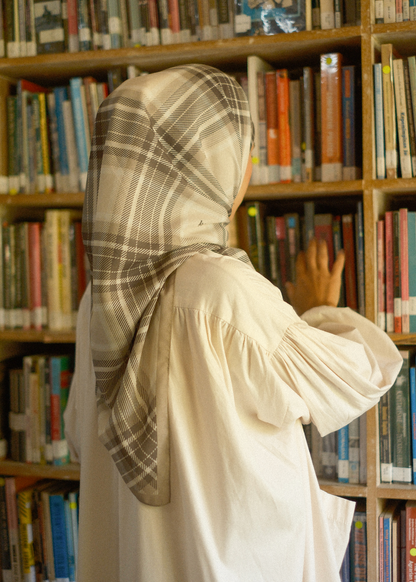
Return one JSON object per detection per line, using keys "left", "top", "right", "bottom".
{"left": 0, "top": 1, "right": 416, "bottom": 579}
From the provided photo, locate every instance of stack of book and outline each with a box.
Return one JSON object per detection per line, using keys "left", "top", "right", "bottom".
{"left": 375, "top": 0, "right": 416, "bottom": 23}
{"left": 0, "top": 0, "right": 362, "bottom": 59}
{"left": 0, "top": 212, "right": 89, "bottom": 332}
{"left": 378, "top": 499, "right": 416, "bottom": 582}
{"left": 8, "top": 354, "right": 74, "bottom": 467}
{"left": 373, "top": 45, "right": 416, "bottom": 180}
{"left": 0, "top": 476, "right": 79, "bottom": 582}
{"left": 376, "top": 208, "right": 416, "bottom": 334}
{"left": 379, "top": 348, "right": 416, "bottom": 486}
{"left": 340, "top": 508, "right": 367, "bottom": 582}
{"left": 248, "top": 53, "right": 361, "bottom": 186}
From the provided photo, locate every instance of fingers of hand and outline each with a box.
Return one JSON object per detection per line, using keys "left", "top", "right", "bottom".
{"left": 316, "top": 238, "right": 329, "bottom": 271}
{"left": 331, "top": 250, "right": 345, "bottom": 279}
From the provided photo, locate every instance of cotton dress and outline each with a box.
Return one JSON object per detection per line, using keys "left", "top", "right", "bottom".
{"left": 64, "top": 250, "right": 402, "bottom": 582}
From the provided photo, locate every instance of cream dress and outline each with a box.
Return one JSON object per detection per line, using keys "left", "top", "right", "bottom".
{"left": 65, "top": 250, "right": 402, "bottom": 582}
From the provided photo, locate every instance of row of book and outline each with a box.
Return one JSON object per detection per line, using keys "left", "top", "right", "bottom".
{"left": 379, "top": 349, "right": 416, "bottom": 485}
{"left": 375, "top": 0, "right": 416, "bottom": 22}
{"left": 373, "top": 45, "right": 416, "bottom": 180}
{"left": 6, "top": 354, "right": 74, "bottom": 467}
{"left": 0, "top": 212, "right": 89, "bottom": 332}
{"left": 305, "top": 414, "right": 367, "bottom": 484}
{"left": 376, "top": 208, "right": 416, "bottom": 334}
{"left": 248, "top": 53, "right": 361, "bottom": 186}
{"left": 236, "top": 199, "right": 365, "bottom": 315}
{"left": 6, "top": 70, "right": 138, "bottom": 196}
{"left": 0, "top": 0, "right": 362, "bottom": 59}
{"left": 378, "top": 499, "right": 416, "bottom": 582}
{"left": 0, "top": 477, "right": 79, "bottom": 582}
{"left": 340, "top": 508, "right": 367, "bottom": 582}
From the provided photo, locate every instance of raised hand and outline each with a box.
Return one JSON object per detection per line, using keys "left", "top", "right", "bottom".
{"left": 285, "top": 238, "right": 345, "bottom": 316}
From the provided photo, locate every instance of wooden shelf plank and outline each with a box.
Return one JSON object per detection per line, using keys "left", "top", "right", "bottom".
{"left": 0, "top": 193, "right": 85, "bottom": 207}
{"left": 0, "top": 330, "right": 76, "bottom": 343}
{"left": 376, "top": 484, "right": 416, "bottom": 500}
{"left": 246, "top": 180, "right": 363, "bottom": 200}
{"left": 388, "top": 333, "right": 416, "bottom": 345}
{"left": 0, "top": 460, "right": 80, "bottom": 480}
{"left": 0, "top": 29, "right": 362, "bottom": 83}
{"left": 319, "top": 480, "right": 368, "bottom": 498}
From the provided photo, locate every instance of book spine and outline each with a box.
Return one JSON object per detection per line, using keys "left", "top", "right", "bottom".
{"left": 381, "top": 44, "right": 398, "bottom": 178}
{"left": 408, "top": 211, "right": 416, "bottom": 332}
{"left": 68, "top": 491, "right": 79, "bottom": 573}
{"left": 49, "top": 494, "right": 70, "bottom": 582}
{"left": 352, "top": 511, "right": 367, "bottom": 580}
{"left": 265, "top": 70, "right": 279, "bottom": 184}
{"left": 396, "top": 0, "right": 403, "bottom": 20}
{"left": 356, "top": 201, "right": 365, "bottom": 317}
{"left": 63, "top": 497, "right": 76, "bottom": 582}
{"left": 50, "top": 357, "right": 69, "bottom": 466}
{"left": 341, "top": 214, "right": 358, "bottom": 310}
{"left": 34, "top": 0, "right": 65, "bottom": 54}
{"left": 256, "top": 72, "right": 268, "bottom": 170}
{"left": 0, "top": 477, "right": 12, "bottom": 581}
{"left": 53, "top": 87, "right": 70, "bottom": 192}
{"left": 342, "top": 65, "right": 358, "bottom": 180}
{"left": 66, "top": 0, "right": 79, "bottom": 51}
{"left": 69, "top": 78, "right": 89, "bottom": 190}
{"left": 321, "top": 432, "right": 337, "bottom": 479}
{"left": 107, "top": 0, "right": 123, "bottom": 48}
{"left": 5, "top": 478, "right": 23, "bottom": 582}
{"left": 45, "top": 210, "right": 62, "bottom": 330}
{"left": 392, "top": 350, "right": 412, "bottom": 483}
{"left": 28, "top": 222, "right": 42, "bottom": 330}
{"left": 17, "top": 489, "right": 36, "bottom": 581}
{"left": 289, "top": 79, "right": 302, "bottom": 183}
{"left": 377, "top": 220, "right": 386, "bottom": 330}
{"left": 338, "top": 424, "right": 349, "bottom": 483}
{"left": 348, "top": 417, "right": 360, "bottom": 484}
{"left": 410, "top": 367, "right": 416, "bottom": 484}
{"left": 400, "top": 208, "right": 410, "bottom": 333}
{"left": 385, "top": 210, "right": 394, "bottom": 333}
{"left": 320, "top": 0, "right": 334, "bottom": 28}
{"left": 375, "top": 0, "right": 384, "bottom": 21}
{"left": 374, "top": 63, "right": 386, "bottom": 179}
{"left": 62, "top": 99, "right": 80, "bottom": 193}
{"left": 276, "top": 69, "right": 291, "bottom": 183}
{"left": 246, "top": 202, "right": 268, "bottom": 277}
{"left": 393, "top": 59, "right": 413, "bottom": 178}
{"left": 302, "top": 67, "right": 315, "bottom": 182}
{"left": 77, "top": 0, "right": 92, "bottom": 50}
{"left": 411, "top": 0, "right": 416, "bottom": 19}
{"left": 37, "top": 93, "right": 53, "bottom": 193}
{"left": 321, "top": 53, "right": 343, "bottom": 182}
{"left": 406, "top": 502, "right": 416, "bottom": 578}
{"left": 127, "top": 0, "right": 142, "bottom": 44}
{"left": 393, "top": 210, "right": 402, "bottom": 333}
{"left": 404, "top": 60, "right": 416, "bottom": 176}
{"left": 7, "top": 96, "right": 19, "bottom": 195}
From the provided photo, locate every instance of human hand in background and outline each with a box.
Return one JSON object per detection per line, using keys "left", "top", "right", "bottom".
{"left": 285, "top": 239, "right": 345, "bottom": 316}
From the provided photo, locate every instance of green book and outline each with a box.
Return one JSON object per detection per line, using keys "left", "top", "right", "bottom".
{"left": 391, "top": 349, "right": 414, "bottom": 483}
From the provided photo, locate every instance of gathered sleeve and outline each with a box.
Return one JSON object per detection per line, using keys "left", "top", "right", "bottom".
{"left": 269, "top": 305, "right": 403, "bottom": 436}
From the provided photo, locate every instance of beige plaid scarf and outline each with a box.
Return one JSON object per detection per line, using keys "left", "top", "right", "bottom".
{"left": 82, "top": 64, "right": 253, "bottom": 505}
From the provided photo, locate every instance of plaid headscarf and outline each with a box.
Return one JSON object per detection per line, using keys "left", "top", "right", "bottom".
{"left": 82, "top": 64, "right": 253, "bottom": 505}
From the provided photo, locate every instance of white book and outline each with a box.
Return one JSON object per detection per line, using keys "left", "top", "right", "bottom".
{"left": 373, "top": 63, "right": 386, "bottom": 179}
{"left": 247, "top": 56, "right": 273, "bottom": 185}
{"left": 393, "top": 59, "right": 413, "bottom": 178}
{"left": 320, "top": 0, "right": 335, "bottom": 29}
{"left": 384, "top": 0, "right": 396, "bottom": 22}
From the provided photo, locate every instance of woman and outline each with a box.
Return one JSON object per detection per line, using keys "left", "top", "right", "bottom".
{"left": 64, "top": 64, "right": 402, "bottom": 581}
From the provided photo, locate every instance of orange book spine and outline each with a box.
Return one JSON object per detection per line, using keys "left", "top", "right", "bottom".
{"left": 277, "top": 69, "right": 291, "bottom": 183}
{"left": 265, "top": 71, "right": 279, "bottom": 184}
{"left": 321, "top": 53, "right": 343, "bottom": 182}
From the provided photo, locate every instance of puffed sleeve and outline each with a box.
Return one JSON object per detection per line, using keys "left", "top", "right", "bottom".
{"left": 271, "top": 305, "right": 403, "bottom": 436}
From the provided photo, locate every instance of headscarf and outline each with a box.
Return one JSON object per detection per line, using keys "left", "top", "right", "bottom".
{"left": 82, "top": 64, "right": 253, "bottom": 505}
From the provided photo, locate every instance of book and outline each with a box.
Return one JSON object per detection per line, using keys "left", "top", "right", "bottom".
{"left": 234, "top": 0, "right": 306, "bottom": 36}
{"left": 49, "top": 355, "right": 71, "bottom": 466}
{"left": 301, "top": 67, "right": 315, "bottom": 182}
{"left": 408, "top": 211, "right": 416, "bottom": 332}
{"left": 17, "top": 487, "right": 37, "bottom": 581}
{"left": 256, "top": 72, "right": 268, "bottom": 176}
{"left": 400, "top": 208, "right": 410, "bottom": 333}
{"left": 404, "top": 60, "right": 416, "bottom": 176}
{"left": 70, "top": 77, "right": 90, "bottom": 191}
{"left": 406, "top": 500, "right": 416, "bottom": 579}
{"left": 348, "top": 417, "right": 360, "bottom": 484}
{"left": 34, "top": 0, "right": 65, "bottom": 53}
{"left": 321, "top": 53, "right": 343, "bottom": 182}
{"left": 377, "top": 220, "right": 386, "bottom": 330}
{"left": 342, "top": 214, "right": 358, "bottom": 311}
{"left": 289, "top": 79, "right": 302, "bottom": 182}
{"left": 0, "top": 477, "right": 12, "bottom": 582}
{"left": 374, "top": 63, "right": 386, "bottom": 179}
{"left": 385, "top": 210, "right": 395, "bottom": 333}
{"left": 355, "top": 201, "right": 365, "bottom": 316}
{"left": 381, "top": 44, "right": 398, "bottom": 179}
{"left": 410, "top": 366, "right": 416, "bottom": 485}
{"left": 284, "top": 213, "right": 301, "bottom": 285}
{"left": 276, "top": 69, "right": 291, "bottom": 183}
{"left": 393, "top": 59, "right": 413, "bottom": 178}
{"left": 391, "top": 349, "right": 412, "bottom": 483}
{"left": 342, "top": 65, "right": 360, "bottom": 180}
{"left": 265, "top": 70, "right": 279, "bottom": 184}
{"left": 5, "top": 477, "right": 24, "bottom": 582}
{"left": 49, "top": 489, "right": 70, "bottom": 582}
{"left": 351, "top": 510, "right": 367, "bottom": 581}
{"left": 393, "top": 210, "right": 402, "bottom": 333}
{"left": 338, "top": 424, "right": 349, "bottom": 483}
{"left": 320, "top": 0, "right": 334, "bottom": 28}
{"left": 245, "top": 202, "right": 268, "bottom": 277}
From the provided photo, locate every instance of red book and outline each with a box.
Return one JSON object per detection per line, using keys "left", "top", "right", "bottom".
{"left": 276, "top": 69, "right": 291, "bottom": 183}
{"left": 28, "top": 223, "right": 43, "bottom": 331}
{"left": 377, "top": 220, "right": 386, "bottom": 330}
{"left": 18, "top": 80, "right": 49, "bottom": 94}
{"left": 400, "top": 208, "right": 410, "bottom": 333}
{"left": 321, "top": 53, "right": 343, "bottom": 182}
{"left": 167, "top": 0, "right": 181, "bottom": 37}
{"left": 265, "top": 70, "right": 279, "bottom": 184}
{"left": 67, "top": 0, "right": 79, "bottom": 52}
{"left": 393, "top": 211, "right": 402, "bottom": 333}
{"left": 406, "top": 500, "right": 416, "bottom": 581}
{"left": 385, "top": 211, "right": 394, "bottom": 333}
{"left": 314, "top": 213, "right": 334, "bottom": 268}
{"left": 342, "top": 214, "right": 358, "bottom": 310}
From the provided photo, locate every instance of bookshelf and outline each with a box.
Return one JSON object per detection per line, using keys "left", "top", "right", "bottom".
{"left": 1, "top": 1, "right": 416, "bottom": 579}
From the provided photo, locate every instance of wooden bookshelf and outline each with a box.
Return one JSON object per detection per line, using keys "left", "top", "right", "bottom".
{"left": 2, "top": 2, "right": 416, "bottom": 579}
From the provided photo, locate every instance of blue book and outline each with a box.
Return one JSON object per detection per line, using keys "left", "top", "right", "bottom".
{"left": 342, "top": 65, "right": 359, "bottom": 180}
{"left": 408, "top": 212, "right": 416, "bottom": 332}
{"left": 107, "top": 0, "right": 123, "bottom": 48}
{"left": 351, "top": 511, "right": 367, "bottom": 582}
{"left": 383, "top": 511, "right": 391, "bottom": 582}
{"left": 411, "top": 0, "right": 416, "bottom": 19}
{"left": 49, "top": 492, "right": 70, "bottom": 582}
{"left": 64, "top": 496, "right": 76, "bottom": 582}
{"left": 338, "top": 424, "right": 349, "bottom": 483}
{"left": 373, "top": 63, "right": 386, "bottom": 179}
{"left": 340, "top": 540, "right": 351, "bottom": 581}
{"left": 53, "top": 87, "right": 70, "bottom": 185}
{"left": 410, "top": 367, "right": 416, "bottom": 484}
{"left": 69, "top": 77, "right": 89, "bottom": 190}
